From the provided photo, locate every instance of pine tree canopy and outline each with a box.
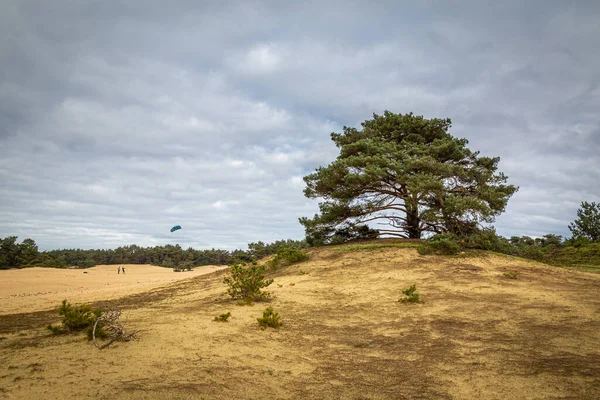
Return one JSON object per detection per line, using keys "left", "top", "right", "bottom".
{"left": 568, "top": 201, "right": 600, "bottom": 242}
{"left": 299, "top": 111, "right": 518, "bottom": 244}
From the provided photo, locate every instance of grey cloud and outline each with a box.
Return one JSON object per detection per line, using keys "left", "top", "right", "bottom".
{"left": 1, "top": 0, "right": 599, "bottom": 250}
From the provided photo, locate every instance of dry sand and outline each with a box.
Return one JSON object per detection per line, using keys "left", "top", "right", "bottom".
{"left": 1, "top": 243, "right": 599, "bottom": 399}
{"left": 0, "top": 264, "right": 226, "bottom": 315}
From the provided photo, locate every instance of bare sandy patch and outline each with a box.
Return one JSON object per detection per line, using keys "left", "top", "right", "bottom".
{"left": 0, "top": 264, "right": 226, "bottom": 315}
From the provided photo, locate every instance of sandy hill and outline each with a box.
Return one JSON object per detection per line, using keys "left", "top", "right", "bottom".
{"left": 1, "top": 242, "right": 599, "bottom": 399}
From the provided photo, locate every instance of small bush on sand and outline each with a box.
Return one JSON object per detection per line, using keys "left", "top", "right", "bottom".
{"left": 173, "top": 261, "right": 194, "bottom": 272}
{"left": 257, "top": 306, "right": 283, "bottom": 329}
{"left": 277, "top": 246, "right": 309, "bottom": 263}
{"left": 267, "top": 246, "right": 309, "bottom": 270}
{"left": 223, "top": 262, "right": 273, "bottom": 304}
{"left": 503, "top": 271, "right": 519, "bottom": 279}
{"left": 214, "top": 312, "right": 231, "bottom": 322}
{"left": 46, "top": 300, "right": 107, "bottom": 339}
{"left": 399, "top": 285, "right": 422, "bottom": 304}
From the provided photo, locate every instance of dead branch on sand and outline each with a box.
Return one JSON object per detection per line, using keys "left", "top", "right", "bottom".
{"left": 92, "top": 307, "right": 140, "bottom": 350}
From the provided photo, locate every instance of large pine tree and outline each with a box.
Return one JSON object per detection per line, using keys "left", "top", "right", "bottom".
{"left": 299, "top": 111, "right": 518, "bottom": 244}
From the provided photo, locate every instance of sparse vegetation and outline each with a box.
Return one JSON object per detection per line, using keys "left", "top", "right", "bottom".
{"left": 418, "top": 234, "right": 462, "bottom": 255}
{"left": 214, "top": 312, "right": 231, "bottom": 322}
{"left": 399, "top": 285, "right": 421, "bottom": 303}
{"left": 223, "top": 262, "right": 273, "bottom": 303}
{"left": 46, "top": 300, "right": 106, "bottom": 340}
{"left": 173, "top": 261, "right": 194, "bottom": 272}
{"left": 267, "top": 246, "right": 309, "bottom": 270}
{"left": 1, "top": 242, "right": 600, "bottom": 399}
{"left": 503, "top": 271, "right": 519, "bottom": 279}
{"left": 543, "top": 242, "right": 600, "bottom": 272}
{"left": 92, "top": 307, "right": 140, "bottom": 350}
{"left": 246, "top": 239, "right": 308, "bottom": 261}
{"left": 257, "top": 306, "right": 283, "bottom": 329}
{"left": 414, "top": 228, "right": 600, "bottom": 272}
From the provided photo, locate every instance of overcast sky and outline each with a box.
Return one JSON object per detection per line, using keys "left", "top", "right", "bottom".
{"left": 1, "top": 1, "right": 599, "bottom": 251}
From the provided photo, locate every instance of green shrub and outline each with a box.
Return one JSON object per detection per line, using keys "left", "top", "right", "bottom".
{"left": 277, "top": 246, "right": 309, "bottom": 263}
{"left": 214, "top": 312, "right": 231, "bottom": 322}
{"left": 418, "top": 234, "right": 462, "bottom": 255}
{"left": 86, "top": 321, "right": 109, "bottom": 341}
{"left": 266, "top": 258, "right": 277, "bottom": 271}
{"left": 303, "top": 223, "right": 379, "bottom": 247}
{"left": 565, "top": 236, "right": 591, "bottom": 248}
{"left": 516, "top": 245, "right": 545, "bottom": 260}
{"left": 540, "top": 234, "right": 563, "bottom": 247}
{"left": 399, "top": 285, "right": 421, "bottom": 303}
{"left": 267, "top": 246, "right": 309, "bottom": 270}
{"left": 461, "top": 229, "right": 511, "bottom": 253}
{"left": 413, "top": 227, "right": 599, "bottom": 270}
{"left": 173, "top": 261, "right": 194, "bottom": 272}
{"left": 223, "top": 262, "right": 273, "bottom": 303}
{"left": 543, "top": 242, "right": 600, "bottom": 269}
{"left": 419, "top": 229, "right": 546, "bottom": 259}
{"left": 46, "top": 324, "right": 64, "bottom": 335}
{"left": 46, "top": 300, "right": 106, "bottom": 339}
{"left": 503, "top": 271, "right": 518, "bottom": 279}
{"left": 257, "top": 306, "right": 283, "bottom": 329}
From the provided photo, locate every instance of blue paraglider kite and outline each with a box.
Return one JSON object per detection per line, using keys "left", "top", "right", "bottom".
{"left": 170, "top": 225, "right": 182, "bottom": 233}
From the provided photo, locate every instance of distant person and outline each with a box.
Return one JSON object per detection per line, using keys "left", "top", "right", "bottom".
{"left": 122, "top": 267, "right": 125, "bottom": 274}
{"left": 118, "top": 266, "right": 121, "bottom": 274}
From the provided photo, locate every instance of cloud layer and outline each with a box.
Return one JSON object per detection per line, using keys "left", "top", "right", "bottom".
{"left": 1, "top": 1, "right": 599, "bottom": 250}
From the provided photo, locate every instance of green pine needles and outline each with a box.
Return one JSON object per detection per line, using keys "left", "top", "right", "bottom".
{"left": 300, "top": 111, "right": 518, "bottom": 245}
{"left": 266, "top": 246, "right": 309, "bottom": 270}
{"left": 257, "top": 306, "right": 283, "bottom": 329}
{"left": 214, "top": 312, "right": 232, "bottom": 322}
{"left": 46, "top": 299, "right": 107, "bottom": 340}
{"left": 399, "top": 285, "right": 422, "bottom": 304}
{"left": 223, "top": 262, "right": 273, "bottom": 304}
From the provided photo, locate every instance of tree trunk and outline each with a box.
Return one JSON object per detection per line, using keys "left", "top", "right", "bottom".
{"left": 406, "top": 208, "right": 421, "bottom": 239}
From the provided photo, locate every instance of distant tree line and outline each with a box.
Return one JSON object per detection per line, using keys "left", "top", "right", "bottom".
{"left": 4, "top": 108, "right": 600, "bottom": 270}
{"left": 0, "top": 237, "right": 307, "bottom": 270}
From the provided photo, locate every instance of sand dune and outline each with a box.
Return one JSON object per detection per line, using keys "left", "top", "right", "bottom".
{"left": 1, "top": 244, "right": 599, "bottom": 399}
{"left": 0, "top": 264, "right": 226, "bottom": 315}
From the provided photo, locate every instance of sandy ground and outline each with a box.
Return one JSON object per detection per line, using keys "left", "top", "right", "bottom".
{"left": 0, "top": 264, "right": 226, "bottom": 315}
{"left": 1, "top": 243, "right": 599, "bottom": 399}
